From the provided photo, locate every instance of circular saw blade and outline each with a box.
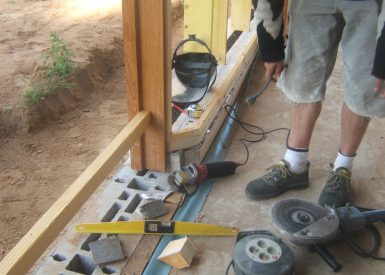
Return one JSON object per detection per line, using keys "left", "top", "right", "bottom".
{"left": 271, "top": 199, "right": 339, "bottom": 246}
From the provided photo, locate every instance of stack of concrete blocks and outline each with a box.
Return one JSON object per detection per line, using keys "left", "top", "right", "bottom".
{"left": 31, "top": 162, "right": 173, "bottom": 275}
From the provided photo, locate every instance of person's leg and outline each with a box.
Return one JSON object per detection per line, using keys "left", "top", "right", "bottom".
{"left": 318, "top": 103, "right": 370, "bottom": 207}
{"left": 339, "top": 103, "right": 370, "bottom": 158}
{"left": 245, "top": 102, "right": 324, "bottom": 200}
{"left": 332, "top": 103, "right": 370, "bottom": 170}
{"left": 283, "top": 103, "right": 322, "bottom": 174}
{"left": 278, "top": 0, "right": 343, "bottom": 174}
{"left": 318, "top": 0, "right": 383, "bottom": 207}
{"left": 246, "top": 0, "right": 343, "bottom": 200}
{"left": 288, "top": 103, "right": 322, "bottom": 149}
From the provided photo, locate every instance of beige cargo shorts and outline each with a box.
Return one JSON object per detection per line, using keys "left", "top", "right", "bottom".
{"left": 277, "top": 0, "right": 385, "bottom": 117}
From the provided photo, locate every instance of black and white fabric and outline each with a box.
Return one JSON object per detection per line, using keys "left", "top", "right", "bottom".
{"left": 252, "top": 0, "right": 385, "bottom": 79}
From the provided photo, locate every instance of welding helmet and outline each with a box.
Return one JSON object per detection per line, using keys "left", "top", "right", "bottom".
{"left": 172, "top": 34, "right": 217, "bottom": 88}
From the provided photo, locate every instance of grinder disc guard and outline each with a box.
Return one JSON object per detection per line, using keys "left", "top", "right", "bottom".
{"left": 272, "top": 199, "right": 340, "bottom": 246}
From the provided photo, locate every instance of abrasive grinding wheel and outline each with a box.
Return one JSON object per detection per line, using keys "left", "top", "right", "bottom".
{"left": 271, "top": 199, "right": 340, "bottom": 246}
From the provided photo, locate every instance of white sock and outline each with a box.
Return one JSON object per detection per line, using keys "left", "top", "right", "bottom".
{"left": 284, "top": 148, "right": 309, "bottom": 174}
{"left": 333, "top": 151, "right": 355, "bottom": 171}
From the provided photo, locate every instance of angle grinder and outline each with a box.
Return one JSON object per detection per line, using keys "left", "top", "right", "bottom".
{"left": 228, "top": 230, "right": 294, "bottom": 275}
{"left": 271, "top": 199, "right": 385, "bottom": 272}
{"left": 169, "top": 161, "right": 240, "bottom": 196}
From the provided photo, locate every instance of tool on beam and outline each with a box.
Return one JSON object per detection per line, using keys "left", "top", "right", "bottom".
{"left": 169, "top": 161, "right": 241, "bottom": 196}
{"left": 172, "top": 103, "right": 204, "bottom": 119}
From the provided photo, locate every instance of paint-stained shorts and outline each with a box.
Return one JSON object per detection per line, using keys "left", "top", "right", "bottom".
{"left": 277, "top": 0, "right": 385, "bottom": 117}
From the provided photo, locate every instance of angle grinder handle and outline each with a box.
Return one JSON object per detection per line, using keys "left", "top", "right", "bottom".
{"left": 204, "top": 161, "right": 239, "bottom": 178}
{"left": 362, "top": 209, "right": 385, "bottom": 224}
{"left": 311, "top": 244, "right": 342, "bottom": 273}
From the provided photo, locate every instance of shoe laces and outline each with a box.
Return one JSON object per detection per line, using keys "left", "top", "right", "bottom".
{"left": 264, "top": 161, "right": 291, "bottom": 184}
{"left": 325, "top": 169, "right": 351, "bottom": 195}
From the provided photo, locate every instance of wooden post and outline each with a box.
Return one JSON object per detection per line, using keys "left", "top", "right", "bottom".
{"left": 231, "top": 0, "right": 252, "bottom": 31}
{"left": 212, "top": 0, "right": 229, "bottom": 64}
{"left": 183, "top": 0, "right": 228, "bottom": 64}
{"left": 123, "top": 0, "right": 171, "bottom": 171}
{"left": 123, "top": 0, "right": 143, "bottom": 170}
{"left": 184, "top": 0, "right": 214, "bottom": 53}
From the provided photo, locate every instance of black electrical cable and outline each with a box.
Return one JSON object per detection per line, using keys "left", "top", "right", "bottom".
{"left": 219, "top": 54, "right": 291, "bottom": 166}
{"left": 224, "top": 99, "right": 290, "bottom": 166}
{"left": 225, "top": 259, "right": 234, "bottom": 275}
{"left": 244, "top": 74, "right": 273, "bottom": 105}
{"left": 340, "top": 222, "right": 385, "bottom": 261}
{"left": 192, "top": 67, "right": 217, "bottom": 104}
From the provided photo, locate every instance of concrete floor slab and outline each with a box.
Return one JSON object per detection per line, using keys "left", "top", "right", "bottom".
{"left": 172, "top": 57, "right": 385, "bottom": 275}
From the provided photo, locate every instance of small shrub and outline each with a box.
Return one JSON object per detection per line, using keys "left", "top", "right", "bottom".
{"left": 24, "top": 87, "right": 44, "bottom": 104}
{"left": 24, "top": 32, "right": 77, "bottom": 105}
{"left": 3, "top": 106, "right": 13, "bottom": 113}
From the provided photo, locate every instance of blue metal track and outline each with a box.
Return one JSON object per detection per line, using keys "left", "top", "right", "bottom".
{"left": 143, "top": 96, "right": 244, "bottom": 275}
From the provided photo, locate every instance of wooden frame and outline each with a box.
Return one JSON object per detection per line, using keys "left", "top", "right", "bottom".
{"left": 170, "top": 19, "right": 258, "bottom": 164}
{"left": 0, "top": 1, "right": 258, "bottom": 273}
{"left": 124, "top": 0, "right": 171, "bottom": 171}
{"left": 231, "top": 0, "right": 253, "bottom": 31}
{"left": 0, "top": 111, "right": 150, "bottom": 275}
{"left": 184, "top": 0, "right": 228, "bottom": 64}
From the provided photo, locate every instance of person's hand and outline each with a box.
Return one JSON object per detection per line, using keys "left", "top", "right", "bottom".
{"left": 264, "top": 61, "right": 286, "bottom": 81}
{"left": 374, "top": 78, "right": 385, "bottom": 98}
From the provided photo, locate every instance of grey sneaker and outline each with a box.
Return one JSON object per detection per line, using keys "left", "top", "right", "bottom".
{"left": 318, "top": 167, "right": 352, "bottom": 208}
{"left": 245, "top": 160, "right": 310, "bottom": 200}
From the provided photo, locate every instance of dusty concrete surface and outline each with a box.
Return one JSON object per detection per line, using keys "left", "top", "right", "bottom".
{"left": 172, "top": 57, "right": 385, "bottom": 275}
{"left": 0, "top": 1, "right": 184, "bottom": 261}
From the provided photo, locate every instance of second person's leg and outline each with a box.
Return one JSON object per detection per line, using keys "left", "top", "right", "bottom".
{"left": 318, "top": 0, "right": 383, "bottom": 207}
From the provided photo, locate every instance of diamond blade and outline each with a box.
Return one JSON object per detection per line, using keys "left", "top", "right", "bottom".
{"left": 271, "top": 199, "right": 329, "bottom": 234}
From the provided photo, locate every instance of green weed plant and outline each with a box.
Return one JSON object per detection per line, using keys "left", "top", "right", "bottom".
{"left": 24, "top": 32, "right": 77, "bottom": 105}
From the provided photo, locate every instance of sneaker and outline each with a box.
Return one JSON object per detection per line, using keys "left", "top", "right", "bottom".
{"left": 318, "top": 167, "right": 352, "bottom": 208}
{"left": 245, "top": 160, "right": 310, "bottom": 200}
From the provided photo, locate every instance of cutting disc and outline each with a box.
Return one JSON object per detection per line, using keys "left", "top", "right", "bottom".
{"left": 271, "top": 199, "right": 340, "bottom": 246}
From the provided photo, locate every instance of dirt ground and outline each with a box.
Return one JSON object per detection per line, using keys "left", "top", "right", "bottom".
{"left": 0, "top": 0, "right": 183, "bottom": 260}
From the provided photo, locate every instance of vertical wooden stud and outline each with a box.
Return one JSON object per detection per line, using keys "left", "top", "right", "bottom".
{"left": 183, "top": 0, "right": 214, "bottom": 53}
{"left": 183, "top": 0, "right": 228, "bottom": 63}
{"left": 122, "top": 0, "right": 144, "bottom": 170}
{"left": 231, "top": 0, "right": 252, "bottom": 31}
{"left": 212, "top": 0, "right": 229, "bottom": 64}
{"left": 123, "top": 0, "right": 171, "bottom": 171}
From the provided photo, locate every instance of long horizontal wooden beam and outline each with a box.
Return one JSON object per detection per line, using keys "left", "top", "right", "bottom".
{"left": 0, "top": 111, "right": 151, "bottom": 275}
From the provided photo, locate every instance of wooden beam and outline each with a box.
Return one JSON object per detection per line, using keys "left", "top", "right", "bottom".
{"left": 0, "top": 111, "right": 151, "bottom": 275}
{"left": 184, "top": 0, "right": 213, "bottom": 53}
{"left": 212, "top": 0, "right": 229, "bottom": 64}
{"left": 123, "top": 0, "right": 171, "bottom": 172}
{"left": 158, "top": 237, "right": 196, "bottom": 269}
{"left": 183, "top": 0, "right": 228, "bottom": 64}
{"left": 123, "top": 0, "right": 144, "bottom": 170}
{"left": 231, "top": 0, "right": 252, "bottom": 31}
